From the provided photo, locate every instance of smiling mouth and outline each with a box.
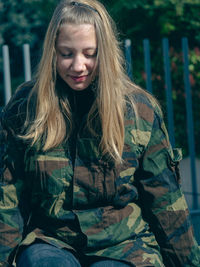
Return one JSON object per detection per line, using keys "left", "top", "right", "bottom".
{"left": 69, "top": 75, "right": 89, "bottom": 82}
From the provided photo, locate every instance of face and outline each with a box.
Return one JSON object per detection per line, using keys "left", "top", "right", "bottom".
{"left": 56, "top": 24, "right": 97, "bottom": 91}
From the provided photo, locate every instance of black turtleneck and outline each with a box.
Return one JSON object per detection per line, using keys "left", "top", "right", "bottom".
{"left": 56, "top": 75, "right": 95, "bottom": 121}
{"left": 56, "top": 75, "right": 96, "bottom": 166}
{"left": 69, "top": 86, "right": 95, "bottom": 125}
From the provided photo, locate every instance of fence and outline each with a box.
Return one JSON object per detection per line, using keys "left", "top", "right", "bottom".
{"left": 124, "top": 37, "right": 200, "bottom": 210}
{"left": 1, "top": 39, "right": 200, "bottom": 212}
{"left": 2, "top": 44, "right": 32, "bottom": 105}
{"left": 124, "top": 37, "right": 200, "bottom": 244}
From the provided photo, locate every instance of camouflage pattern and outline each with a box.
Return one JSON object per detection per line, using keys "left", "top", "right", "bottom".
{"left": 0, "top": 83, "right": 200, "bottom": 267}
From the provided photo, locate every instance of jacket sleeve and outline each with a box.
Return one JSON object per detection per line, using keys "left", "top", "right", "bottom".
{"left": 135, "top": 107, "right": 200, "bottom": 267}
{"left": 0, "top": 109, "right": 29, "bottom": 267}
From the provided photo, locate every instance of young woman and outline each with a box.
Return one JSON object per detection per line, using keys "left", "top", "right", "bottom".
{"left": 0, "top": 0, "right": 199, "bottom": 266}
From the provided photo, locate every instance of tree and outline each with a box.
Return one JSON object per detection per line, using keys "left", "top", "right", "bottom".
{"left": 0, "top": 0, "right": 58, "bottom": 104}
{"left": 101, "top": 0, "right": 200, "bottom": 44}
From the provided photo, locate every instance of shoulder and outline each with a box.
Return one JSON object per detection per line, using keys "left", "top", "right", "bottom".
{"left": 124, "top": 87, "right": 164, "bottom": 148}
{"left": 1, "top": 80, "right": 35, "bottom": 133}
{"left": 126, "top": 87, "right": 163, "bottom": 126}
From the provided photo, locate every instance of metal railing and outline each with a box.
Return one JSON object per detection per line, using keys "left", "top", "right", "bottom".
{"left": 124, "top": 37, "right": 199, "bottom": 211}
{"left": 2, "top": 43, "right": 31, "bottom": 105}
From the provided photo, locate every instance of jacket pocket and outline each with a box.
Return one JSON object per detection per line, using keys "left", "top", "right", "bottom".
{"left": 26, "top": 146, "right": 71, "bottom": 197}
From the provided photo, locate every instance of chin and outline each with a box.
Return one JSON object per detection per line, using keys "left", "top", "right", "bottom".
{"left": 68, "top": 84, "right": 87, "bottom": 91}
{"left": 69, "top": 82, "right": 91, "bottom": 91}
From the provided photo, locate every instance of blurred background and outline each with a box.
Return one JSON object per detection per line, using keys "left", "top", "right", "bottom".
{"left": 0, "top": 0, "right": 200, "bottom": 234}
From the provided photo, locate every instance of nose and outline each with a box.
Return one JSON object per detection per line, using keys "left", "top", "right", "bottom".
{"left": 71, "top": 54, "right": 86, "bottom": 72}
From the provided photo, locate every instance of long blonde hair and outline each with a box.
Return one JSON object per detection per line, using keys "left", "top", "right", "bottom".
{"left": 22, "top": 0, "right": 145, "bottom": 163}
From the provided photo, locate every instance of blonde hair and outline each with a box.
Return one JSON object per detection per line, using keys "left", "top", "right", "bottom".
{"left": 22, "top": 0, "right": 146, "bottom": 164}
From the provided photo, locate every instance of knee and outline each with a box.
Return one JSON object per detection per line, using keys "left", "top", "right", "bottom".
{"left": 16, "top": 243, "right": 81, "bottom": 267}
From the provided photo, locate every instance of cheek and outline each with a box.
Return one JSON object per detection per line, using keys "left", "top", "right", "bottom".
{"left": 57, "top": 59, "right": 69, "bottom": 73}
{"left": 88, "top": 59, "right": 97, "bottom": 71}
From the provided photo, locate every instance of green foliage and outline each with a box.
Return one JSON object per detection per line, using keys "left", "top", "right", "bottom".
{"left": 0, "top": 0, "right": 59, "bottom": 105}
{"left": 0, "top": 0, "right": 57, "bottom": 46}
{"left": 0, "top": 0, "right": 58, "bottom": 79}
{"left": 101, "top": 0, "right": 200, "bottom": 45}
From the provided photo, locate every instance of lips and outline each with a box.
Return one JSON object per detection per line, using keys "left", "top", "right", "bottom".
{"left": 70, "top": 75, "right": 89, "bottom": 82}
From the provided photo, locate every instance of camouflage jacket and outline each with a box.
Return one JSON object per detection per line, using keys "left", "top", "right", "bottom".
{"left": 0, "top": 83, "right": 200, "bottom": 267}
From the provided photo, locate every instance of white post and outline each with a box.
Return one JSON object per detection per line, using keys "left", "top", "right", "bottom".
{"left": 23, "top": 43, "right": 31, "bottom": 81}
{"left": 2, "top": 45, "right": 12, "bottom": 104}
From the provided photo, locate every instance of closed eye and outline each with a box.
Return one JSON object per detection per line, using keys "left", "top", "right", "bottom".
{"left": 84, "top": 48, "right": 97, "bottom": 58}
{"left": 61, "top": 53, "right": 73, "bottom": 58}
{"left": 85, "top": 53, "right": 97, "bottom": 58}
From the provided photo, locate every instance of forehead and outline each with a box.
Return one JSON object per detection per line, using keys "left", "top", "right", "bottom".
{"left": 56, "top": 23, "right": 97, "bottom": 48}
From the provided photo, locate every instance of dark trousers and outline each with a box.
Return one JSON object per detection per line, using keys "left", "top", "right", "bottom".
{"left": 16, "top": 243, "right": 129, "bottom": 267}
